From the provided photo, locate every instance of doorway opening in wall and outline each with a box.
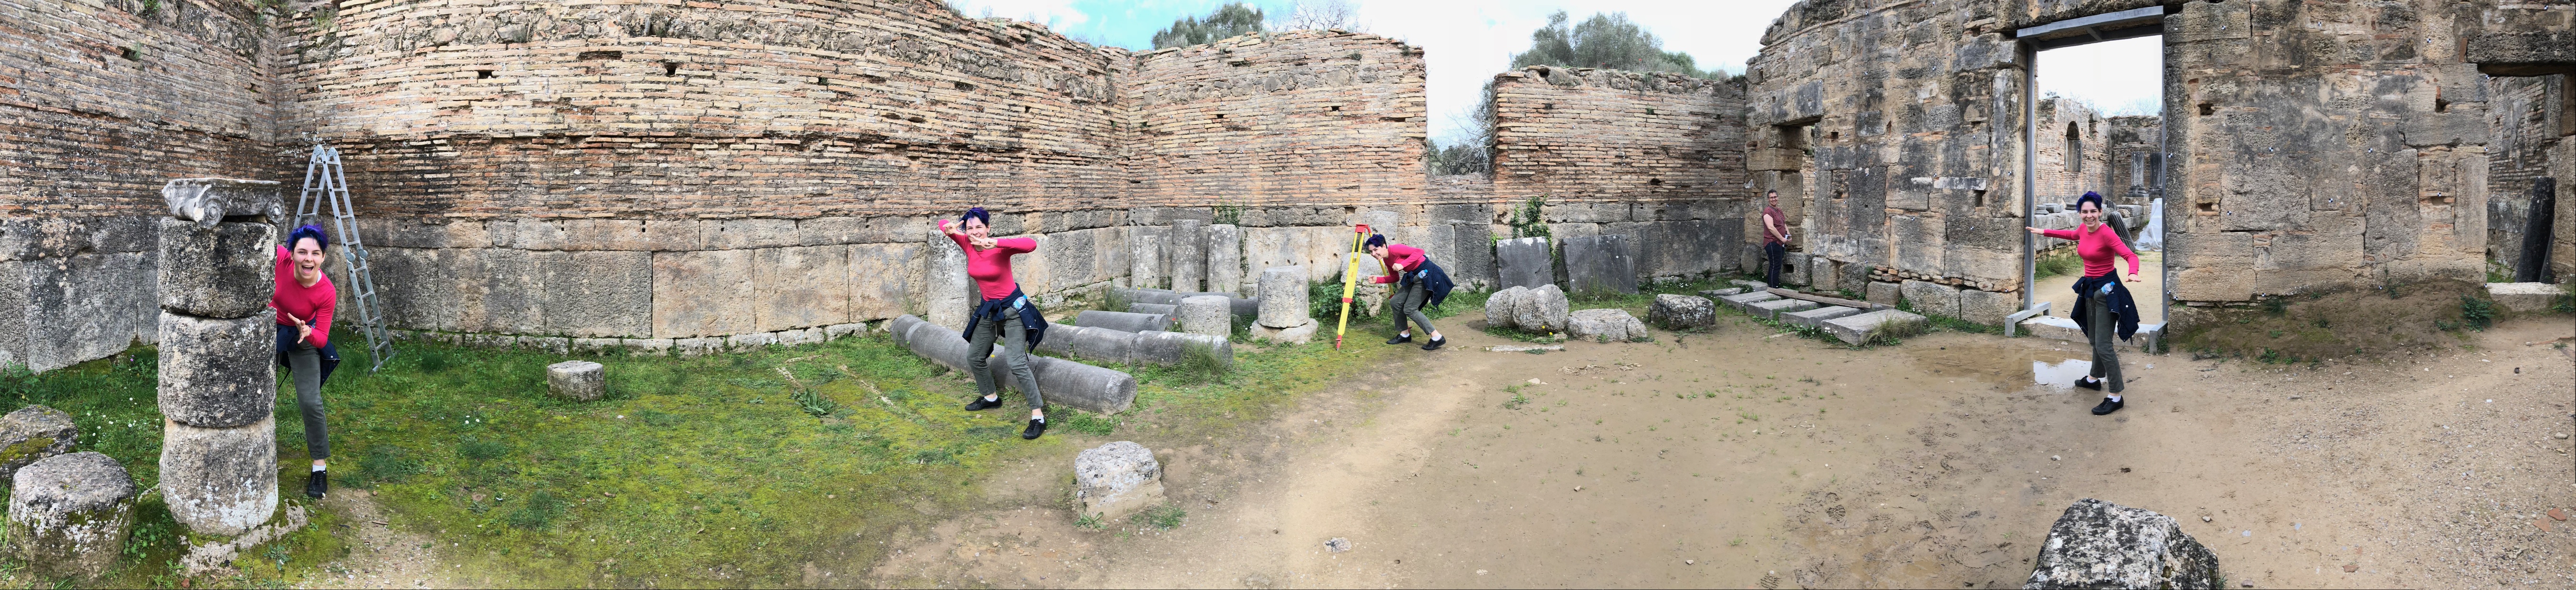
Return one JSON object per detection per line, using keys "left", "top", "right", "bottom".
{"left": 2021, "top": 9, "right": 2169, "bottom": 324}
{"left": 1768, "top": 121, "right": 1818, "bottom": 285}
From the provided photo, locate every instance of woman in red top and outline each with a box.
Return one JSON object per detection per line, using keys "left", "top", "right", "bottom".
{"left": 2026, "top": 192, "right": 2143, "bottom": 415}
{"left": 271, "top": 225, "right": 338, "bottom": 498}
{"left": 938, "top": 208, "right": 1049, "bottom": 440}
{"left": 1366, "top": 234, "right": 1446, "bottom": 350}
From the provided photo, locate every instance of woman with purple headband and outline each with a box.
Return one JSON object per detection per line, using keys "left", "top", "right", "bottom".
{"left": 2027, "top": 191, "right": 2143, "bottom": 416}
{"left": 271, "top": 224, "right": 340, "bottom": 498}
{"left": 937, "top": 208, "right": 1052, "bottom": 440}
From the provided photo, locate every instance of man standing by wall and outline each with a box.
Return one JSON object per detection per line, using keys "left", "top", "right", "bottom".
{"left": 1763, "top": 190, "right": 1792, "bottom": 287}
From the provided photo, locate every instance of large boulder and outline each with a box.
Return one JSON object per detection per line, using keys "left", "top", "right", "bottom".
{"left": 1512, "top": 284, "right": 1570, "bottom": 333}
{"left": 0, "top": 405, "right": 77, "bottom": 483}
{"left": 1073, "top": 441, "right": 1165, "bottom": 522}
{"left": 2024, "top": 498, "right": 2222, "bottom": 590}
{"left": 1568, "top": 308, "right": 1649, "bottom": 342}
{"left": 156, "top": 218, "right": 277, "bottom": 319}
{"left": 6, "top": 452, "right": 136, "bottom": 580}
{"left": 547, "top": 360, "right": 606, "bottom": 401}
{"left": 1177, "top": 295, "right": 1231, "bottom": 339}
{"left": 1647, "top": 294, "right": 1715, "bottom": 329}
{"left": 1256, "top": 266, "right": 1310, "bottom": 328}
{"left": 1485, "top": 286, "right": 1527, "bottom": 329}
{"left": 159, "top": 417, "right": 278, "bottom": 536}
{"left": 156, "top": 310, "right": 278, "bottom": 429}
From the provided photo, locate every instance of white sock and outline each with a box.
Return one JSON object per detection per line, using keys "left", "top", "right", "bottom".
{"left": 1033, "top": 415, "right": 1045, "bottom": 422}
{"left": 312, "top": 464, "right": 327, "bottom": 472}
{"left": 2108, "top": 395, "right": 2121, "bottom": 402}
{"left": 984, "top": 394, "right": 999, "bottom": 401}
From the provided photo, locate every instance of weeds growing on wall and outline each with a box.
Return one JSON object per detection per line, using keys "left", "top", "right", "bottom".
{"left": 1508, "top": 195, "right": 1551, "bottom": 240}
{"left": 2, "top": 322, "right": 1398, "bottom": 587}
{"left": 1213, "top": 202, "right": 1246, "bottom": 227}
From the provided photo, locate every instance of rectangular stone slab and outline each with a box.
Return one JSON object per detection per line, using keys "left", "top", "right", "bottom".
{"left": 1493, "top": 237, "right": 1554, "bottom": 290}
{"left": 1782, "top": 306, "right": 1864, "bottom": 328}
{"left": 1820, "top": 309, "right": 1929, "bottom": 346}
{"left": 1718, "top": 291, "right": 1780, "bottom": 312}
{"left": 1749, "top": 298, "right": 1820, "bottom": 319}
{"left": 1558, "top": 234, "right": 1636, "bottom": 295}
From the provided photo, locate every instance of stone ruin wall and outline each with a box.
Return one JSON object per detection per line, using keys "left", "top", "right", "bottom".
{"left": 1746, "top": 0, "right": 2037, "bottom": 314}
{"left": 1486, "top": 66, "right": 1754, "bottom": 281}
{"left": 0, "top": 0, "right": 280, "bottom": 371}
{"left": 2032, "top": 97, "right": 2116, "bottom": 201}
{"left": 2484, "top": 74, "right": 2566, "bottom": 281}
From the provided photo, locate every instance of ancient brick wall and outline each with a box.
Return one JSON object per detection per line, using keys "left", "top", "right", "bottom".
{"left": 2032, "top": 97, "right": 2112, "bottom": 202}
{"left": 1487, "top": 66, "right": 1752, "bottom": 280}
{"left": 1126, "top": 31, "right": 1428, "bottom": 208}
{"left": 0, "top": 0, "right": 279, "bottom": 371}
{"left": 1747, "top": 0, "right": 2034, "bottom": 307}
{"left": 2484, "top": 75, "right": 2563, "bottom": 280}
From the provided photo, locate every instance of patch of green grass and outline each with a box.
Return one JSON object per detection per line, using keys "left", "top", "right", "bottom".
{"left": 2460, "top": 295, "right": 2495, "bottom": 330}
{"left": 2033, "top": 251, "right": 2080, "bottom": 280}
{"left": 1132, "top": 504, "right": 1187, "bottom": 530}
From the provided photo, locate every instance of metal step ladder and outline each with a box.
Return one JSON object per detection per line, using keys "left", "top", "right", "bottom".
{"left": 295, "top": 143, "right": 397, "bottom": 372}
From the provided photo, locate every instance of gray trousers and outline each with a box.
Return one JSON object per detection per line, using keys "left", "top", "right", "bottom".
{"left": 966, "top": 313, "right": 1043, "bottom": 409}
{"left": 1390, "top": 280, "right": 1435, "bottom": 336}
{"left": 284, "top": 346, "right": 330, "bottom": 460}
{"left": 2087, "top": 289, "right": 2123, "bottom": 394}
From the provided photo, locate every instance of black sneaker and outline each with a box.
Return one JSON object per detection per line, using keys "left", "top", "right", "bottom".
{"left": 1385, "top": 334, "right": 1413, "bottom": 345}
{"left": 2073, "top": 377, "right": 2103, "bottom": 391}
{"left": 1022, "top": 419, "right": 1047, "bottom": 440}
{"left": 2090, "top": 397, "right": 2124, "bottom": 415}
{"left": 306, "top": 470, "right": 328, "bottom": 499}
{"left": 1422, "top": 337, "right": 1445, "bottom": 351}
{"left": 965, "top": 396, "right": 1004, "bottom": 411}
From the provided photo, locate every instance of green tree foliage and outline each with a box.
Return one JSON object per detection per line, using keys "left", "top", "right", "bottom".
{"left": 1509, "top": 11, "right": 1720, "bottom": 78}
{"left": 1153, "top": 3, "right": 1265, "bottom": 49}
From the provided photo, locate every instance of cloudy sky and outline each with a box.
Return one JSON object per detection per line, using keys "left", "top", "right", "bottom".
{"left": 950, "top": 0, "right": 2163, "bottom": 144}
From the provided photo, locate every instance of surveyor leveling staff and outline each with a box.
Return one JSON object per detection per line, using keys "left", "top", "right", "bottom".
{"left": 1332, "top": 224, "right": 1371, "bottom": 349}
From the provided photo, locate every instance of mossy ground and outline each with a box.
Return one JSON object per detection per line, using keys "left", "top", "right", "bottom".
{"left": 1, "top": 318, "right": 1393, "bottom": 588}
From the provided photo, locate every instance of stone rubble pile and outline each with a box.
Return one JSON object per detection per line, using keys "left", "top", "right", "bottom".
{"left": 154, "top": 178, "right": 282, "bottom": 537}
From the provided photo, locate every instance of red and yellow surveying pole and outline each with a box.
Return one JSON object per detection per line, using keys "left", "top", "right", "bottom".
{"left": 1332, "top": 224, "right": 1371, "bottom": 350}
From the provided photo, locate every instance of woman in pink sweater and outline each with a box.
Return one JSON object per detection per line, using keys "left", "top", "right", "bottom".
{"left": 2026, "top": 192, "right": 2143, "bottom": 415}
{"left": 272, "top": 225, "right": 339, "bottom": 498}
{"left": 938, "top": 208, "right": 1049, "bottom": 440}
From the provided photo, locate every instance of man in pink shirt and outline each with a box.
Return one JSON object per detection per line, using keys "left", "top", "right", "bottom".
{"left": 938, "top": 207, "right": 1051, "bottom": 440}
{"left": 272, "top": 225, "right": 339, "bottom": 498}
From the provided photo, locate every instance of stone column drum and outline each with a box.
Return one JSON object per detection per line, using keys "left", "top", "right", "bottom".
{"left": 1177, "top": 295, "right": 1231, "bottom": 338}
{"left": 1256, "top": 266, "right": 1309, "bottom": 328}
{"left": 154, "top": 178, "right": 282, "bottom": 537}
{"left": 1207, "top": 224, "right": 1243, "bottom": 294}
{"left": 7, "top": 452, "right": 138, "bottom": 580}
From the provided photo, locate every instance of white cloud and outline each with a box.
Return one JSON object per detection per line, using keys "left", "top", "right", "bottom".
{"left": 950, "top": 0, "right": 1092, "bottom": 32}
{"left": 2035, "top": 36, "right": 2164, "bottom": 116}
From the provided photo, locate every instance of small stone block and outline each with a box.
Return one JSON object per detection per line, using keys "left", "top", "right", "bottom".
{"left": 1820, "top": 309, "right": 1928, "bottom": 346}
{"left": 1749, "top": 298, "right": 1820, "bottom": 319}
{"left": 1074, "top": 442, "right": 1165, "bottom": 522}
{"left": 7, "top": 452, "right": 137, "bottom": 580}
{"left": 0, "top": 405, "right": 77, "bottom": 482}
{"left": 1865, "top": 281, "right": 1901, "bottom": 305}
{"left": 1719, "top": 291, "right": 1781, "bottom": 312}
{"left": 547, "top": 360, "right": 606, "bottom": 401}
{"left": 2486, "top": 282, "right": 2562, "bottom": 313}
{"left": 1782, "top": 306, "right": 1864, "bottom": 328}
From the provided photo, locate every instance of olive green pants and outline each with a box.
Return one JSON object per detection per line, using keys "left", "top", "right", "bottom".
{"left": 2087, "top": 288, "right": 2124, "bottom": 394}
{"left": 1389, "top": 280, "right": 1435, "bottom": 337}
{"left": 966, "top": 313, "right": 1043, "bottom": 409}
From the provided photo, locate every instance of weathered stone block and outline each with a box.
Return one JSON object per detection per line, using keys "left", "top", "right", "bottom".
{"left": 1131, "top": 330, "right": 1233, "bottom": 369}
{"left": 1900, "top": 280, "right": 1963, "bottom": 318}
{"left": 1177, "top": 295, "right": 1231, "bottom": 338}
{"left": 1698, "top": 287, "right": 1744, "bottom": 297}
{"left": 156, "top": 311, "right": 277, "bottom": 429}
{"left": 1169, "top": 220, "right": 1207, "bottom": 293}
{"left": 1866, "top": 281, "right": 1902, "bottom": 305}
{"left": 2023, "top": 499, "right": 2219, "bottom": 590}
{"left": 1782, "top": 306, "right": 1864, "bottom": 328}
{"left": 1958, "top": 288, "right": 2019, "bottom": 326}
{"left": 1208, "top": 224, "right": 1243, "bottom": 294}
{"left": 2485, "top": 282, "right": 2562, "bottom": 313}
{"left": 1485, "top": 286, "right": 1526, "bottom": 329}
{"left": 925, "top": 235, "right": 972, "bottom": 330}
{"left": 1819, "top": 309, "right": 1927, "bottom": 346}
{"left": 0, "top": 405, "right": 76, "bottom": 482}
{"left": 1567, "top": 308, "right": 1649, "bottom": 342}
{"left": 156, "top": 219, "right": 276, "bottom": 319}
{"left": 1512, "top": 284, "right": 1570, "bottom": 333}
{"left": 538, "top": 250, "right": 653, "bottom": 338}
{"left": 1073, "top": 441, "right": 1165, "bottom": 521}
{"left": 546, "top": 361, "right": 605, "bottom": 401}
{"left": 1647, "top": 294, "right": 1716, "bottom": 329}
{"left": 754, "top": 245, "right": 852, "bottom": 332}
{"left": 1257, "top": 266, "right": 1309, "bottom": 328}
{"left": 1719, "top": 291, "right": 1780, "bottom": 313}
{"left": 14, "top": 251, "right": 158, "bottom": 373}
{"left": 1129, "top": 229, "right": 1166, "bottom": 290}
{"left": 160, "top": 178, "right": 282, "bottom": 228}
{"left": 1750, "top": 298, "right": 1821, "bottom": 319}
{"left": 653, "top": 250, "right": 756, "bottom": 339}
{"left": 1560, "top": 234, "right": 1637, "bottom": 295}
{"left": 6, "top": 452, "right": 135, "bottom": 580}
{"left": 849, "top": 242, "right": 920, "bottom": 322}
{"left": 1494, "top": 237, "right": 1554, "bottom": 290}
{"left": 1128, "top": 303, "right": 1177, "bottom": 316}
{"left": 159, "top": 416, "right": 277, "bottom": 536}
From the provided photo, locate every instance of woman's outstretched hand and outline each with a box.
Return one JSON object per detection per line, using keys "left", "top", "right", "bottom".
{"left": 2025, "top": 226, "right": 2046, "bottom": 235}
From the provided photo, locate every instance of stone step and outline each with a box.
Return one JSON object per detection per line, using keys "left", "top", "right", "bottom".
{"left": 2016, "top": 316, "right": 2163, "bottom": 350}
{"left": 1782, "top": 306, "right": 1864, "bottom": 328}
{"left": 1749, "top": 298, "right": 1820, "bottom": 319}
{"left": 2485, "top": 282, "right": 2563, "bottom": 313}
{"left": 1819, "top": 309, "right": 1928, "bottom": 346}
{"left": 1718, "top": 291, "right": 1780, "bottom": 313}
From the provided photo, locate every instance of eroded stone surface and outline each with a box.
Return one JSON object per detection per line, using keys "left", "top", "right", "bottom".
{"left": 547, "top": 360, "right": 606, "bottom": 401}
{"left": 1512, "top": 284, "right": 1570, "bottom": 333}
{"left": 6, "top": 452, "right": 136, "bottom": 580}
{"left": 0, "top": 405, "right": 76, "bottom": 482}
{"left": 156, "top": 219, "right": 275, "bottom": 319}
{"left": 1647, "top": 294, "right": 1715, "bottom": 329}
{"left": 1256, "top": 266, "right": 1309, "bottom": 328}
{"left": 1073, "top": 441, "right": 1165, "bottom": 522}
{"left": 1494, "top": 237, "right": 1553, "bottom": 290}
{"left": 156, "top": 311, "right": 278, "bottom": 429}
{"left": 159, "top": 416, "right": 278, "bottom": 536}
{"left": 1567, "top": 308, "right": 1648, "bottom": 342}
{"left": 1485, "top": 285, "right": 1527, "bottom": 329}
{"left": 2023, "top": 498, "right": 2220, "bottom": 590}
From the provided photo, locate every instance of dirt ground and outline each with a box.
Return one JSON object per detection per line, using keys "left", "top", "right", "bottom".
{"left": 300, "top": 489, "right": 455, "bottom": 589}
{"left": 863, "top": 313, "right": 2576, "bottom": 589}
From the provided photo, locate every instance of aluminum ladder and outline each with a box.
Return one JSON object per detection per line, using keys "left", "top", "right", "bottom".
{"left": 295, "top": 144, "right": 397, "bottom": 372}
